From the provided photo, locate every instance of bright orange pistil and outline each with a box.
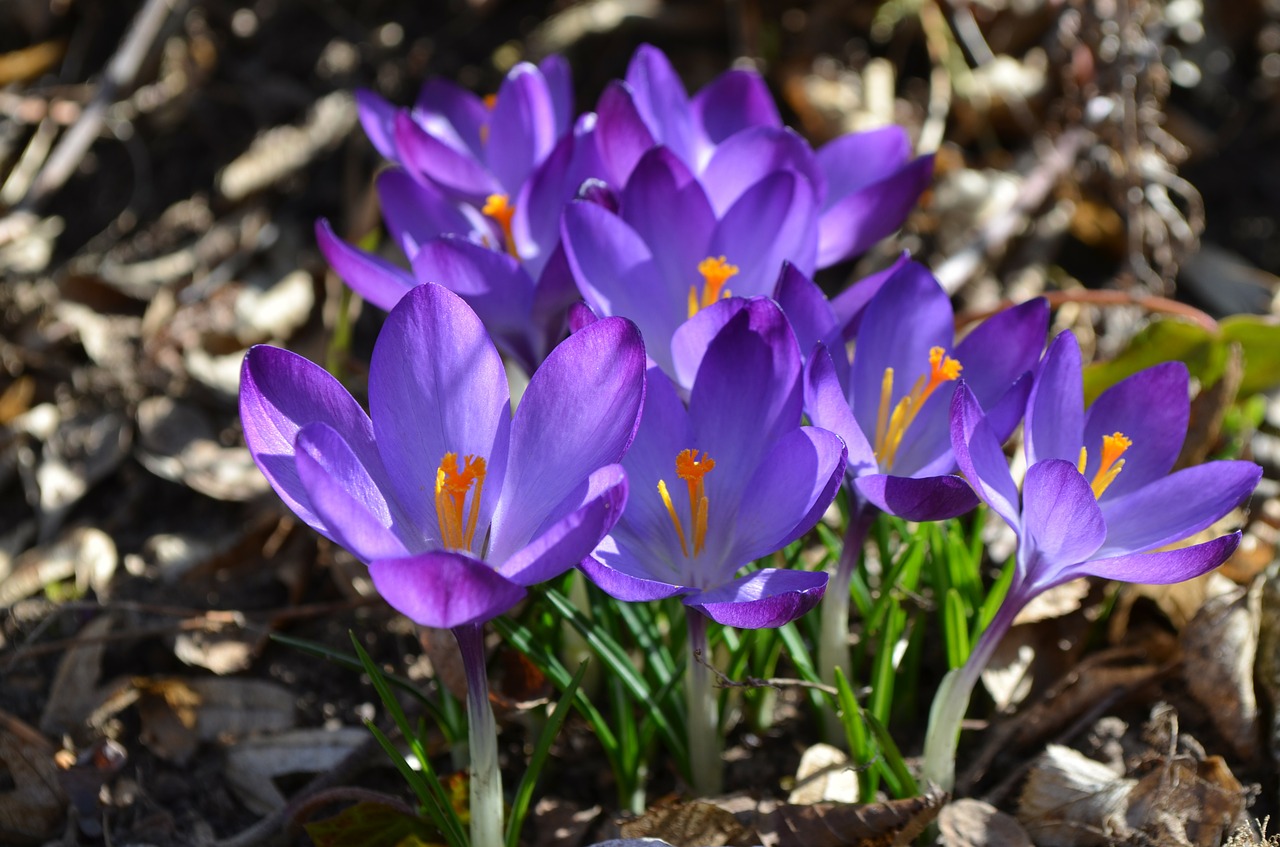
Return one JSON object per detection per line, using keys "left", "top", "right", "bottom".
{"left": 435, "top": 452, "right": 487, "bottom": 551}
{"left": 688, "top": 256, "right": 739, "bottom": 318}
{"left": 873, "top": 346, "right": 963, "bottom": 471}
{"left": 658, "top": 449, "right": 716, "bottom": 558}
{"left": 482, "top": 193, "right": 521, "bottom": 261}
{"left": 479, "top": 94, "right": 498, "bottom": 144}
{"left": 1076, "top": 432, "right": 1132, "bottom": 498}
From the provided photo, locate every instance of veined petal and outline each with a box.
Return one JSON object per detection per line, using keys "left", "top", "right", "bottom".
{"left": 580, "top": 546, "right": 690, "bottom": 602}
{"left": 1021, "top": 460, "right": 1106, "bottom": 572}
{"left": 685, "top": 569, "right": 827, "bottom": 629}
{"left": 621, "top": 148, "right": 716, "bottom": 299}
{"left": 950, "top": 384, "right": 1020, "bottom": 528}
{"left": 854, "top": 473, "right": 978, "bottom": 522}
{"left": 1084, "top": 362, "right": 1189, "bottom": 499}
{"left": 670, "top": 296, "right": 753, "bottom": 393}
{"left": 593, "top": 81, "right": 657, "bottom": 186}
{"left": 804, "top": 344, "right": 875, "bottom": 474}
{"left": 394, "top": 112, "right": 497, "bottom": 201}
{"left": 773, "top": 263, "right": 841, "bottom": 373}
{"left": 1067, "top": 532, "right": 1241, "bottom": 587}
{"left": 412, "top": 78, "right": 488, "bottom": 159}
{"left": 816, "top": 154, "right": 933, "bottom": 267}
{"left": 625, "top": 44, "right": 696, "bottom": 164}
{"left": 355, "top": 89, "right": 399, "bottom": 160}
{"left": 1025, "top": 331, "right": 1084, "bottom": 465}
{"left": 369, "top": 284, "right": 511, "bottom": 555}
{"left": 295, "top": 423, "right": 412, "bottom": 561}
{"left": 1096, "top": 461, "right": 1261, "bottom": 556}
{"left": 730, "top": 427, "right": 846, "bottom": 566}
{"left": 488, "top": 317, "right": 645, "bottom": 561}
{"left": 699, "top": 126, "right": 821, "bottom": 215}
{"left": 377, "top": 168, "right": 487, "bottom": 259}
{"left": 816, "top": 125, "right": 912, "bottom": 199}
{"left": 315, "top": 219, "right": 415, "bottom": 312}
{"left": 830, "top": 252, "right": 910, "bottom": 339}
{"left": 369, "top": 551, "right": 526, "bottom": 629}
{"left": 691, "top": 68, "right": 782, "bottom": 147}
{"left": 487, "top": 62, "right": 560, "bottom": 195}
{"left": 498, "top": 465, "right": 628, "bottom": 586}
{"left": 537, "top": 54, "right": 574, "bottom": 136}
{"left": 953, "top": 298, "right": 1049, "bottom": 414}
{"left": 708, "top": 169, "right": 818, "bottom": 292}
{"left": 240, "top": 345, "right": 376, "bottom": 534}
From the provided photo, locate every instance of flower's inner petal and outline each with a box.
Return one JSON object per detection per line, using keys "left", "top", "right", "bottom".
{"left": 1025, "top": 330, "right": 1085, "bottom": 466}
{"left": 1082, "top": 361, "right": 1189, "bottom": 499}
{"left": 1021, "top": 460, "right": 1106, "bottom": 572}
{"left": 874, "top": 346, "right": 962, "bottom": 473}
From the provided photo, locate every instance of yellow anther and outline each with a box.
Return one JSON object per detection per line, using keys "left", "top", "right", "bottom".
{"left": 434, "top": 452, "right": 487, "bottom": 551}
{"left": 687, "top": 256, "right": 739, "bottom": 318}
{"left": 874, "top": 346, "right": 963, "bottom": 471}
{"left": 1080, "top": 432, "right": 1132, "bottom": 498}
{"left": 482, "top": 193, "right": 521, "bottom": 261}
{"left": 660, "top": 449, "right": 716, "bottom": 559}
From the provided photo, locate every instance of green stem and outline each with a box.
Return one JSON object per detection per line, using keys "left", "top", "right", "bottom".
{"left": 921, "top": 594, "right": 1023, "bottom": 792}
{"left": 685, "top": 610, "right": 722, "bottom": 796}
{"left": 455, "top": 622, "right": 503, "bottom": 847}
{"left": 818, "top": 500, "right": 875, "bottom": 743}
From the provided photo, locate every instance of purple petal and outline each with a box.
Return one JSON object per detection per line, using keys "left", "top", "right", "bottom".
{"left": 593, "top": 81, "right": 657, "bottom": 186}
{"left": 817, "top": 154, "right": 933, "bottom": 267}
{"left": 625, "top": 44, "right": 695, "bottom": 164}
{"left": 773, "top": 263, "right": 841, "bottom": 370}
{"left": 394, "top": 112, "right": 497, "bottom": 201}
{"left": 355, "top": 89, "right": 399, "bottom": 160}
{"left": 377, "top": 168, "right": 487, "bottom": 259}
{"left": 950, "top": 384, "right": 1020, "bottom": 528}
{"left": 849, "top": 261, "right": 952, "bottom": 446}
{"left": 854, "top": 473, "right": 978, "bottom": 522}
{"left": 804, "top": 344, "right": 875, "bottom": 474}
{"left": 579, "top": 549, "right": 689, "bottom": 602}
{"left": 831, "top": 252, "right": 910, "bottom": 339}
{"left": 487, "top": 62, "right": 560, "bottom": 195}
{"left": 730, "top": 427, "right": 846, "bottom": 565}
{"left": 817, "top": 126, "right": 912, "bottom": 198}
{"left": 1068, "top": 532, "right": 1241, "bottom": 587}
{"left": 369, "top": 551, "right": 526, "bottom": 628}
{"left": 295, "top": 423, "right": 412, "bottom": 561}
{"left": 368, "top": 284, "right": 511, "bottom": 555}
{"left": 315, "top": 219, "right": 415, "bottom": 312}
{"left": 691, "top": 69, "right": 782, "bottom": 147}
{"left": 1097, "top": 461, "right": 1261, "bottom": 556}
{"left": 499, "top": 465, "right": 628, "bottom": 586}
{"left": 621, "top": 148, "right": 716, "bottom": 301}
{"left": 411, "top": 236, "right": 538, "bottom": 372}
{"left": 538, "top": 54, "right": 574, "bottom": 136}
{"left": 686, "top": 569, "right": 827, "bottom": 629}
{"left": 239, "top": 345, "right": 376, "bottom": 534}
{"left": 1083, "top": 362, "right": 1189, "bottom": 499}
{"left": 953, "top": 298, "right": 1049, "bottom": 413}
{"left": 699, "top": 126, "right": 820, "bottom": 215}
{"left": 1021, "top": 460, "right": 1106, "bottom": 571}
{"left": 413, "top": 78, "right": 488, "bottom": 159}
{"left": 670, "top": 296, "right": 753, "bottom": 393}
{"left": 487, "top": 317, "right": 645, "bottom": 561}
{"left": 513, "top": 130, "right": 576, "bottom": 274}
{"left": 708, "top": 169, "right": 818, "bottom": 294}
{"left": 1025, "top": 331, "right": 1084, "bottom": 466}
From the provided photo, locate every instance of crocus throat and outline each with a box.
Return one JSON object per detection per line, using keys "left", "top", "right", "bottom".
{"left": 658, "top": 449, "right": 715, "bottom": 559}
{"left": 482, "top": 194, "right": 521, "bottom": 261}
{"left": 1077, "top": 432, "right": 1131, "bottom": 498}
{"left": 873, "top": 346, "right": 963, "bottom": 471}
{"left": 435, "top": 452, "right": 487, "bottom": 551}
{"left": 688, "top": 256, "right": 738, "bottom": 318}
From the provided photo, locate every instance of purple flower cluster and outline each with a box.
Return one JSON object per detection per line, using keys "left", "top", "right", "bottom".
{"left": 237, "top": 42, "right": 1259, "bottom": 821}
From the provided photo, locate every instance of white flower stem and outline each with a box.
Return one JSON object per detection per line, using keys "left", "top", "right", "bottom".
{"left": 921, "top": 596, "right": 1023, "bottom": 792}
{"left": 818, "top": 501, "right": 875, "bottom": 743}
{"left": 455, "top": 622, "right": 504, "bottom": 847}
{"left": 685, "top": 610, "right": 722, "bottom": 796}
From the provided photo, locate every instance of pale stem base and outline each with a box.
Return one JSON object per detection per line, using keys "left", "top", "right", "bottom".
{"left": 818, "top": 501, "right": 875, "bottom": 744}
{"left": 685, "top": 610, "right": 723, "bottom": 797}
{"left": 455, "top": 622, "right": 504, "bottom": 847}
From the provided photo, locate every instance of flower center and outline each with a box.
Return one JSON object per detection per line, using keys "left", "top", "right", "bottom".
{"left": 657, "top": 449, "right": 716, "bottom": 558}
{"left": 482, "top": 193, "right": 521, "bottom": 261}
{"left": 1076, "top": 432, "right": 1131, "bottom": 498}
{"left": 435, "top": 452, "right": 487, "bottom": 551}
{"left": 873, "top": 346, "right": 963, "bottom": 471}
{"left": 688, "top": 256, "right": 738, "bottom": 318}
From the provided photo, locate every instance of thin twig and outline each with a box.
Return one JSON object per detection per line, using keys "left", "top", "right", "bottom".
{"left": 955, "top": 287, "right": 1220, "bottom": 333}
{"left": 695, "top": 648, "right": 845, "bottom": 697}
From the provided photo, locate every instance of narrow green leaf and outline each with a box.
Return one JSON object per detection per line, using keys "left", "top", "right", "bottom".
{"left": 944, "top": 588, "right": 970, "bottom": 670}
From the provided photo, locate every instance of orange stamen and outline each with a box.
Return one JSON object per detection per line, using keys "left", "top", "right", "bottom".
{"left": 659, "top": 449, "right": 716, "bottom": 558}
{"left": 688, "top": 256, "right": 739, "bottom": 318}
{"left": 434, "top": 452, "right": 487, "bottom": 551}
{"left": 874, "top": 347, "right": 963, "bottom": 470}
{"left": 482, "top": 193, "right": 521, "bottom": 261}
{"left": 1079, "top": 432, "right": 1131, "bottom": 498}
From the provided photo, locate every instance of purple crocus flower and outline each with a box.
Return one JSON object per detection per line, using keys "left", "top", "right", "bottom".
{"left": 593, "top": 44, "right": 933, "bottom": 266}
{"left": 562, "top": 146, "right": 818, "bottom": 380}
{"left": 239, "top": 281, "right": 645, "bottom": 847}
{"left": 579, "top": 297, "right": 845, "bottom": 796}
{"left": 923, "top": 330, "right": 1261, "bottom": 791}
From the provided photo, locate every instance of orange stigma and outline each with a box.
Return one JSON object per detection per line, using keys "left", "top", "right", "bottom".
{"left": 658, "top": 449, "right": 716, "bottom": 558}
{"left": 688, "top": 256, "right": 738, "bottom": 318}
{"left": 482, "top": 193, "right": 521, "bottom": 261}
{"left": 873, "top": 346, "right": 963, "bottom": 471}
{"left": 1076, "top": 432, "right": 1132, "bottom": 498}
{"left": 479, "top": 94, "right": 498, "bottom": 144}
{"left": 435, "top": 452, "right": 487, "bottom": 551}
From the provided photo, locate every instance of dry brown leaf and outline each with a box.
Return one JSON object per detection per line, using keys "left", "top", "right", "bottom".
{"left": 1180, "top": 580, "right": 1261, "bottom": 760}
{"left": 0, "top": 709, "right": 67, "bottom": 845}
{"left": 1127, "top": 756, "right": 1247, "bottom": 847}
{"left": 135, "top": 395, "right": 270, "bottom": 501}
{"left": 40, "top": 613, "right": 113, "bottom": 737}
{"left": 1018, "top": 744, "right": 1135, "bottom": 847}
{"left": 937, "top": 798, "right": 1032, "bottom": 847}
{"left": 222, "top": 726, "right": 370, "bottom": 816}
{"left": 618, "top": 800, "right": 751, "bottom": 846}
{"left": 0, "top": 526, "right": 118, "bottom": 607}
{"left": 132, "top": 675, "right": 296, "bottom": 763}
{"left": 746, "top": 790, "right": 948, "bottom": 847}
